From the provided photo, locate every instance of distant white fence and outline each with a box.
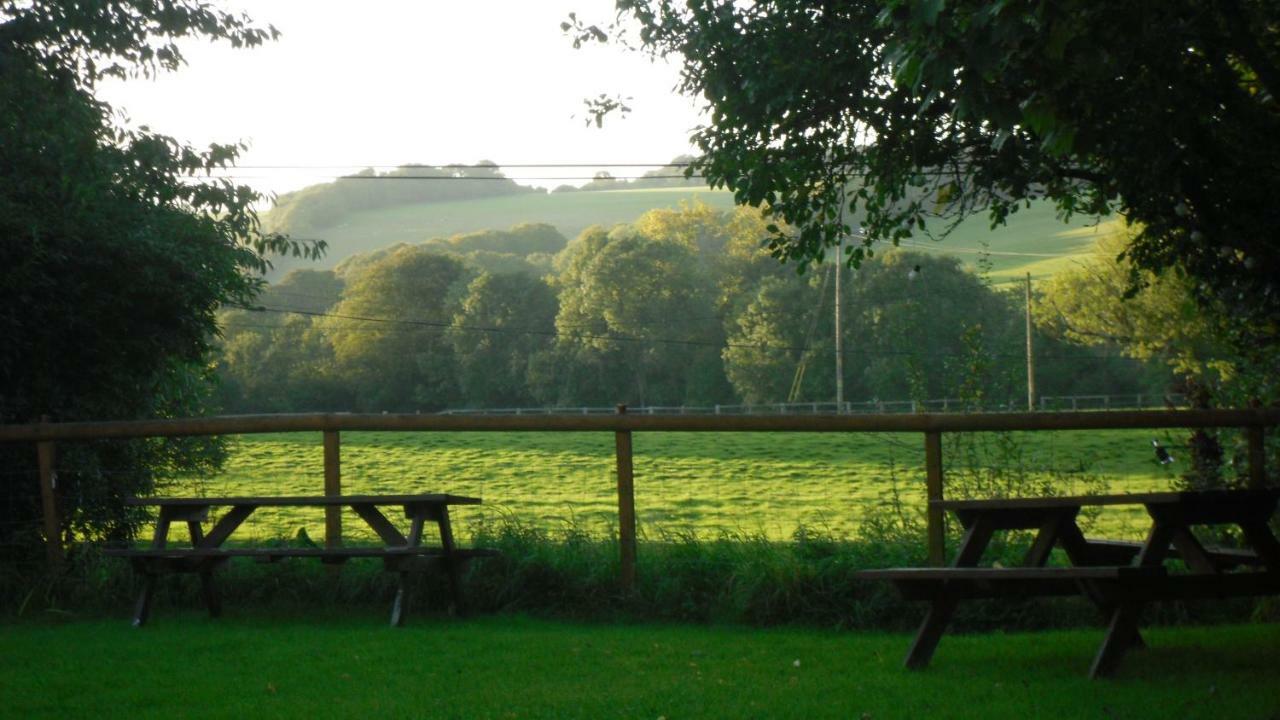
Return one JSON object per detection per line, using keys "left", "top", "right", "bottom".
{"left": 438, "top": 393, "right": 1188, "bottom": 416}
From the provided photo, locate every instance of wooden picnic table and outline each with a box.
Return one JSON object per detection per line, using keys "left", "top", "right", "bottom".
{"left": 858, "top": 489, "right": 1280, "bottom": 677}
{"left": 104, "top": 493, "right": 498, "bottom": 627}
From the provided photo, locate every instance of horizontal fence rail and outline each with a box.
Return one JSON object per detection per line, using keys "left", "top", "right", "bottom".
{"left": 4, "top": 407, "right": 1276, "bottom": 584}
{"left": 2, "top": 409, "right": 1276, "bottom": 443}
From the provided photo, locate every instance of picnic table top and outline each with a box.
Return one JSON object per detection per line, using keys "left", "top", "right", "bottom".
{"left": 126, "top": 493, "right": 482, "bottom": 507}
{"left": 932, "top": 488, "right": 1279, "bottom": 512}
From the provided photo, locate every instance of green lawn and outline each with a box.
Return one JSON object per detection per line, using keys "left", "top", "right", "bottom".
{"left": 2, "top": 616, "right": 1276, "bottom": 719}
{"left": 163, "top": 429, "right": 1186, "bottom": 544}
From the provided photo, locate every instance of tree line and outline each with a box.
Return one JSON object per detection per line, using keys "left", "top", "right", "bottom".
{"left": 215, "top": 204, "right": 1169, "bottom": 414}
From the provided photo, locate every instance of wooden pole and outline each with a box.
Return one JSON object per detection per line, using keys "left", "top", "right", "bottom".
{"left": 1246, "top": 425, "right": 1266, "bottom": 490}
{"left": 323, "top": 430, "right": 341, "bottom": 548}
{"left": 924, "top": 431, "right": 945, "bottom": 566}
{"left": 1025, "top": 272, "right": 1036, "bottom": 411}
{"left": 615, "top": 404, "right": 637, "bottom": 592}
{"left": 834, "top": 240, "right": 845, "bottom": 408}
{"left": 37, "top": 437, "right": 63, "bottom": 569}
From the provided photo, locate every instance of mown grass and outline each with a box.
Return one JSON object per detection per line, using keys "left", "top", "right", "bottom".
{"left": 2, "top": 615, "right": 1276, "bottom": 719}
{"left": 159, "top": 429, "right": 1187, "bottom": 544}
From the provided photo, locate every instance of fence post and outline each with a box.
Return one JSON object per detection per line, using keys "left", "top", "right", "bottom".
{"left": 924, "top": 431, "right": 945, "bottom": 566}
{"left": 1247, "top": 425, "right": 1266, "bottom": 490}
{"left": 323, "top": 430, "right": 341, "bottom": 548}
{"left": 614, "top": 405, "right": 637, "bottom": 592}
{"left": 37, "top": 432, "right": 63, "bottom": 569}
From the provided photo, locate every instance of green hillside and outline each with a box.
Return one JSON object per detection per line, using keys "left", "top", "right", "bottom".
{"left": 265, "top": 186, "right": 1115, "bottom": 279}
{"left": 266, "top": 188, "right": 737, "bottom": 277}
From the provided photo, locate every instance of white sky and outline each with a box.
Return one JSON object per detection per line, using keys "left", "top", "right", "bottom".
{"left": 98, "top": 0, "right": 704, "bottom": 197}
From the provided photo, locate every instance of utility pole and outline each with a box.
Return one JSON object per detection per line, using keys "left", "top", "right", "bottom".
{"left": 1025, "top": 272, "right": 1036, "bottom": 411}
{"left": 834, "top": 235, "right": 844, "bottom": 411}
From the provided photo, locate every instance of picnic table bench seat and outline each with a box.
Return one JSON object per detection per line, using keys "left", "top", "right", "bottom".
{"left": 858, "top": 489, "right": 1280, "bottom": 678}
{"left": 109, "top": 493, "right": 498, "bottom": 628}
{"left": 857, "top": 565, "right": 1167, "bottom": 600}
{"left": 105, "top": 546, "right": 501, "bottom": 567}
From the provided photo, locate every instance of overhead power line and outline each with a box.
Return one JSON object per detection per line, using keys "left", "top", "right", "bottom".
{"left": 231, "top": 162, "right": 699, "bottom": 169}
{"left": 206, "top": 174, "right": 708, "bottom": 182}
{"left": 226, "top": 303, "right": 1185, "bottom": 363}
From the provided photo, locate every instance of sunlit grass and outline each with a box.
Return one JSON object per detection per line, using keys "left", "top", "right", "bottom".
{"left": 161, "top": 429, "right": 1184, "bottom": 544}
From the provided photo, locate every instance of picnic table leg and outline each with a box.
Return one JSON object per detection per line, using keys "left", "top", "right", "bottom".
{"left": 1089, "top": 519, "right": 1175, "bottom": 675}
{"left": 390, "top": 570, "right": 410, "bottom": 628}
{"left": 1239, "top": 520, "right": 1280, "bottom": 572}
{"left": 132, "top": 510, "right": 174, "bottom": 628}
{"left": 436, "top": 507, "right": 466, "bottom": 617}
{"left": 902, "top": 517, "right": 996, "bottom": 670}
{"left": 904, "top": 591, "right": 958, "bottom": 670}
{"left": 1023, "top": 509, "right": 1079, "bottom": 567}
{"left": 1090, "top": 600, "right": 1143, "bottom": 679}
{"left": 183, "top": 521, "right": 222, "bottom": 619}
{"left": 132, "top": 572, "right": 158, "bottom": 628}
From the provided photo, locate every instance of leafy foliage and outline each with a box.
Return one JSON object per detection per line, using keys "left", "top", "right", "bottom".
{"left": 0, "top": 1, "right": 319, "bottom": 550}
{"left": 214, "top": 203, "right": 1160, "bottom": 413}
{"left": 451, "top": 273, "right": 559, "bottom": 407}
{"left": 571, "top": 0, "right": 1280, "bottom": 347}
{"left": 323, "top": 248, "right": 473, "bottom": 411}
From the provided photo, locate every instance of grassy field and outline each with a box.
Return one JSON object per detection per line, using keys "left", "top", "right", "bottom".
{"left": 3, "top": 615, "right": 1276, "bottom": 719}
{"left": 162, "top": 429, "right": 1188, "bottom": 544}
{"left": 267, "top": 185, "right": 1114, "bottom": 280}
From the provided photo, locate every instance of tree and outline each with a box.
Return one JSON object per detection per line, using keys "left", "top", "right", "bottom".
{"left": 0, "top": 2, "right": 319, "bottom": 549}
{"left": 1038, "top": 229, "right": 1276, "bottom": 488}
{"left": 551, "top": 225, "right": 727, "bottom": 405}
{"left": 321, "top": 248, "right": 472, "bottom": 411}
{"left": 215, "top": 270, "right": 349, "bottom": 413}
{"left": 570, "top": 1, "right": 1280, "bottom": 347}
{"left": 450, "top": 273, "right": 559, "bottom": 408}
{"left": 724, "top": 252, "right": 1011, "bottom": 404}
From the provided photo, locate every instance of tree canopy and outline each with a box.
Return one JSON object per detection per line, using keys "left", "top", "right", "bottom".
{"left": 569, "top": 1, "right": 1280, "bottom": 346}
{"left": 0, "top": 1, "right": 318, "bottom": 546}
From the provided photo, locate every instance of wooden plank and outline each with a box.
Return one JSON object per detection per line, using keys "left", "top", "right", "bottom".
{"left": 1167, "top": 526, "right": 1219, "bottom": 574}
{"left": 951, "top": 514, "right": 995, "bottom": 568}
{"left": 324, "top": 430, "right": 342, "bottom": 548}
{"left": 1091, "top": 602, "right": 1143, "bottom": 678}
{"left": 125, "top": 494, "right": 482, "bottom": 507}
{"left": 857, "top": 566, "right": 1163, "bottom": 581}
{"left": 36, "top": 439, "right": 62, "bottom": 568}
{"left": 1239, "top": 520, "right": 1280, "bottom": 572}
{"left": 1082, "top": 538, "right": 1265, "bottom": 568}
{"left": 904, "top": 595, "right": 957, "bottom": 670}
{"left": 436, "top": 505, "right": 465, "bottom": 617}
{"left": 350, "top": 504, "right": 408, "bottom": 546}
{"left": 1023, "top": 511, "right": 1077, "bottom": 567}
{"left": 2, "top": 408, "right": 1277, "bottom": 442}
{"left": 103, "top": 547, "right": 498, "bottom": 560}
{"left": 1247, "top": 425, "right": 1267, "bottom": 489}
{"left": 936, "top": 488, "right": 1280, "bottom": 512}
{"left": 198, "top": 505, "right": 256, "bottom": 549}
{"left": 924, "top": 431, "right": 945, "bottom": 566}
{"left": 616, "top": 405, "right": 637, "bottom": 592}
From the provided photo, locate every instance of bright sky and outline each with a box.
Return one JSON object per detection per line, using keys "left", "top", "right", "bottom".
{"left": 98, "top": 0, "right": 703, "bottom": 197}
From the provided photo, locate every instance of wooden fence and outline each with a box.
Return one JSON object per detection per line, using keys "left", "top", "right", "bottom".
{"left": 3, "top": 407, "right": 1277, "bottom": 588}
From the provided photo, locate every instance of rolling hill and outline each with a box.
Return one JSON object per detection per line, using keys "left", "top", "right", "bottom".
{"left": 263, "top": 185, "right": 1118, "bottom": 281}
